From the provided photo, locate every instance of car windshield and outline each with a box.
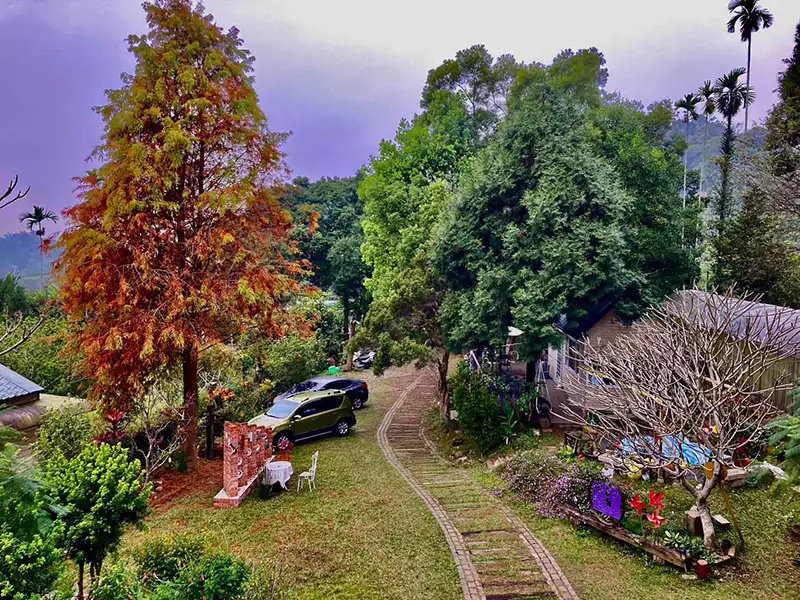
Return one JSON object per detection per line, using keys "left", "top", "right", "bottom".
{"left": 288, "top": 381, "right": 316, "bottom": 394}
{"left": 266, "top": 400, "right": 299, "bottom": 419}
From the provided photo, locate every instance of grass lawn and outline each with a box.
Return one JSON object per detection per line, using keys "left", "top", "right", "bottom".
{"left": 122, "top": 367, "right": 461, "bottom": 600}
{"left": 426, "top": 414, "right": 800, "bottom": 600}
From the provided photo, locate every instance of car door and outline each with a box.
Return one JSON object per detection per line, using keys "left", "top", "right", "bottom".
{"left": 315, "top": 394, "right": 345, "bottom": 430}
{"left": 291, "top": 400, "right": 324, "bottom": 437}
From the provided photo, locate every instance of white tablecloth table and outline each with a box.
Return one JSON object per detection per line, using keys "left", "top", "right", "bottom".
{"left": 264, "top": 461, "right": 293, "bottom": 489}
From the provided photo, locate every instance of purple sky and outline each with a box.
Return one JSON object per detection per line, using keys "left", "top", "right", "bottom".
{"left": 1, "top": 0, "right": 799, "bottom": 235}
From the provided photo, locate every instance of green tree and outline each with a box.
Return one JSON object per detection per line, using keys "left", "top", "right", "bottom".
{"left": 675, "top": 93, "right": 701, "bottom": 217}
{"left": 421, "top": 45, "right": 522, "bottom": 138}
{"left": 0, "top": 273, "right": 29, "bottom": 315}
{"left": 716, "top": 189, "right": 800, "bottom": 307}
{"left": 766, "top": 19, "right": 800, "bottom": 177}
{"left": 1, "top": 314, "right": 85, "bottom": 397}
{"left": 590, "top": 98, "right": 698, "bottom": 303}
{"left": 436, "top": 84, "right": 636, "bottom": 358}
{"left": 46, "top": 443, "right": 150, "bottom": 600}
{"left": 18, "top": 206, "right": 58, "bottom": 286}
{"left": 713, "top": 68, "right": 754, "bottom": 234}
{"left": 728, "top": 0, "right": 774, "bottom": 135}
{"left": 697, "top": 80, "right": 718, "bottom": 195}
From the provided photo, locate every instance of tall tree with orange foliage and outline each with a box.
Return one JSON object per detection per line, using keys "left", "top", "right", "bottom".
{"left": 56, "top": 0, "right": 312, "bottom": 469}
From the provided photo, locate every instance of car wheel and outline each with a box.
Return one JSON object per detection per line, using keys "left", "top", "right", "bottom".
{"left": 274, "top": 432, "right": 293, "bottom": 448}
{"left": 350, "top": 396, "right": 363, "bottom": 410}
{"left": 335, "top": 419, "right": 351, "bottom": 437}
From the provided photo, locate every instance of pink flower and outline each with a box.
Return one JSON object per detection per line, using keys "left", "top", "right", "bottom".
{"left": 647, "top": 509, "right": 668, "bottom": 529}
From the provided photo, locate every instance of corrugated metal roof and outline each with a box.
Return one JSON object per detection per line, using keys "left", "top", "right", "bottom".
{"left": 0, "top": 363, "right": 44, "bottom": 402}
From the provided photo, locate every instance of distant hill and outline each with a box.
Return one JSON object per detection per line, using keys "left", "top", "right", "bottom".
{"left": 670, "top": 118, "right": 766, "bottom": 191}
{"left": 0, "top": 232, "right": 59, "bottom": 290}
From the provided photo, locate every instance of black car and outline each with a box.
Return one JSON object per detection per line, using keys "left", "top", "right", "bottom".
{"left": 277, "top": 376, "right": 370, "bottom": 409}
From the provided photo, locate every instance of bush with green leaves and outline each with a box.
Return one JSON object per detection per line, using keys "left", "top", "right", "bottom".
{"left": 246, "top": 335, "right": 327, "bottom": 394}
{"left": 46, "top": 443, "right": 150, "bottom": 597}
{"left": 1, "top": 315, "right": 84, "bottom": 397}
{"left": 504, "top": 451, "right": 567, "bottom": 502}
{"left": 33, "top": 406, "right": 94, "bottom": 471}
{"left": 95, "top": 536, "right": 253, "bottom": 600}
{"left": 0, "top": 444, "right": 64, "bottom": 600}
{"left": 449, "top": 361, "right": 502, "bottom": 452}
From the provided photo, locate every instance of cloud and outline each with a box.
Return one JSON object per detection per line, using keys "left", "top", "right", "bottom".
{"left": 1, "top": 0, "right": 798, "bottom": 235}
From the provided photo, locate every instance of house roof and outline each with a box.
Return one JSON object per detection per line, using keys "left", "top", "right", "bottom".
{"left": 0, "top": 363, "right": 44, "bottom": 402}
{"left": 675, "top": 290, "right": 800, "bottom": 356}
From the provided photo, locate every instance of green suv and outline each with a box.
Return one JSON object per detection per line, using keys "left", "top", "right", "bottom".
{"left": 249, "top": 390, "right": 356, "bottom": 447}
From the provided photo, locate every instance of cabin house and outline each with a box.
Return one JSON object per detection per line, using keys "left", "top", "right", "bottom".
{"left": 0, "top": 362, "right": 43, "bottom": 406}
{"left": 543, "top": 291, "right": 800, "bottom": 424}
{"left": 541, "top": 306, "right": 629, "bottom": 425}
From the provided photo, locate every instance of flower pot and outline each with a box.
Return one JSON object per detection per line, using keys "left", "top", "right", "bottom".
{"left": 695, "top": 559, "right": 711, "bottom": 579}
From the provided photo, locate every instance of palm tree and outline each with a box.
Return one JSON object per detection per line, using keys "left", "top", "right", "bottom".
{"left": 713, "top": 68, "right": 754, "bottom": 230}
{"left": 697, "top": 81, "right": 717, "bottom": 197}
{"left": 727, "top": 0, "right": 774, "bottom": 135}
{"left": 675, "top": 93, "right": 701, "bottom": 223}
{"left": 19, "top": 206, "right": 58, "bottom": 286}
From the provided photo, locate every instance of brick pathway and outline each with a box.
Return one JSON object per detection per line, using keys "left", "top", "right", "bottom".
{"left": 378, "top": 372, "right": 579, "bottom": 600}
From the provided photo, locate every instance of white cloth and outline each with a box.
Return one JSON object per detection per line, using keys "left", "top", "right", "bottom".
{"left": 264, "top": 461, "right": 294, "bottom": 489}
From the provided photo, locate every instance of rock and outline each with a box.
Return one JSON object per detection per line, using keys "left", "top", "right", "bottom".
{"left": 487, "top": 456, "right": 510, "bottom": 470}
{"left": 725, "top": 467, "right": 747, "bottom": 488}
{"left": 456, "top": 456, "right": 469, "bottom": 465}
{"left": 451, "top": 450, "right": 464, "bottom": 459}
{"left": 686, "top": 508, "right": 703, "bottom": 537}
{"left": 452, "top": 437, "right": 464, "bottom": 447}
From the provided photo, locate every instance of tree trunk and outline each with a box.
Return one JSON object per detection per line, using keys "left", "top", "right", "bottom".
{"left": 205, "top": 403, "right": 215, "bottom": 460}
{"left": 438, "top": 350, "right": 451, "bottom": 420}
{"left": 683, "top": 466, "right": 722, "bottom": 549}
{"left": 744, "top": 38, "right": 752, "bottom": 136}
{"left": 345, "top": 318, "right": 356, "bottom": 371}
{"left": 682, "top": 118, "right": 689, "bottom": 246}
{"left": 182, "top": 345, "right": 200, "bottom": 471}
{"left": 77, "top": 561, "right": 85, "bottom": 600}
{"left": 701, "top": 116, "right": 709, "bottom": 196}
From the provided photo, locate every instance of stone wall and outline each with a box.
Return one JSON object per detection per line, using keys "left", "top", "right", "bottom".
{"left": 214, "top": 422, "right": 273, "bottom": 508}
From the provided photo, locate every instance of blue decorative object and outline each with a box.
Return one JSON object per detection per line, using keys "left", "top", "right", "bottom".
{"left": 591, "top": 481, "right": 624, "bottom": 522}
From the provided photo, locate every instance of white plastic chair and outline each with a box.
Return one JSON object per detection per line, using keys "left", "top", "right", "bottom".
{"left": 297, "top": 451, "right": 319, "bottom": 492}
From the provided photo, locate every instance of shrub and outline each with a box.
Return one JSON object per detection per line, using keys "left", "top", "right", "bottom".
{"left": 537, "top": 460, "right": 602, "bottom": 517}
{"left": 0, "top": 445, "right": 63, "bottom": 600}
{"left": 98, "top": 537, "right": 252, "bottom": 600}
{"left": 133, "top": 535, "right": 205, "bottom": 585}
{"left": 46, "top": 443, "right": 150, "bottom": 591}
{"left": 504, "top": 451, "right": 566, "bottom": 501}
{"left": 33, "top": 406, "right": 94, "bottom": 470}
{"left": 91, "top": 562, "right": 146, "bottom": 600}
{"left": 450, "top": 362, "right": 502, "bottom": 452}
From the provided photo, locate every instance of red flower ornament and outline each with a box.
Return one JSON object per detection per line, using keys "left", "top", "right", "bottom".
{"left": 630, "top": 494, "right": 646, "bottom": 516}
{"left": 648, "top": 490, "right": 665, "bottom": 510}
{"left": 647, "top": 509, "right": 668, "bottom": 529}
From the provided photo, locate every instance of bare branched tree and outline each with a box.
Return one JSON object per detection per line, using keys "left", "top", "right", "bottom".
{"left": 0, "top": 175, "right": 30, "bottom": 211}
{"left": 558, "top": 289, "right": 800, "bottom": 548}
{"left": 0, "top": 311, "right": 44, "bottom": 357}
{"left": 129, "top": 379, "right": 186, "bottom": 482}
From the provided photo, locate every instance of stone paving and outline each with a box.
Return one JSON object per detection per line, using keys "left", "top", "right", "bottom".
{"left": 377, "top": 372, "right": 579, "bottom": 600}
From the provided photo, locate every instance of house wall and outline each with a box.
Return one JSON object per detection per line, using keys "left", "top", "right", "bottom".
{"left": 544, "top": 310, "right": 628, "bottom": 426}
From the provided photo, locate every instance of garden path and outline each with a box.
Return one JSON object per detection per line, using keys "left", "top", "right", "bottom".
{"left": 378, "top": 371, "right": 579, "bottom": 600}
